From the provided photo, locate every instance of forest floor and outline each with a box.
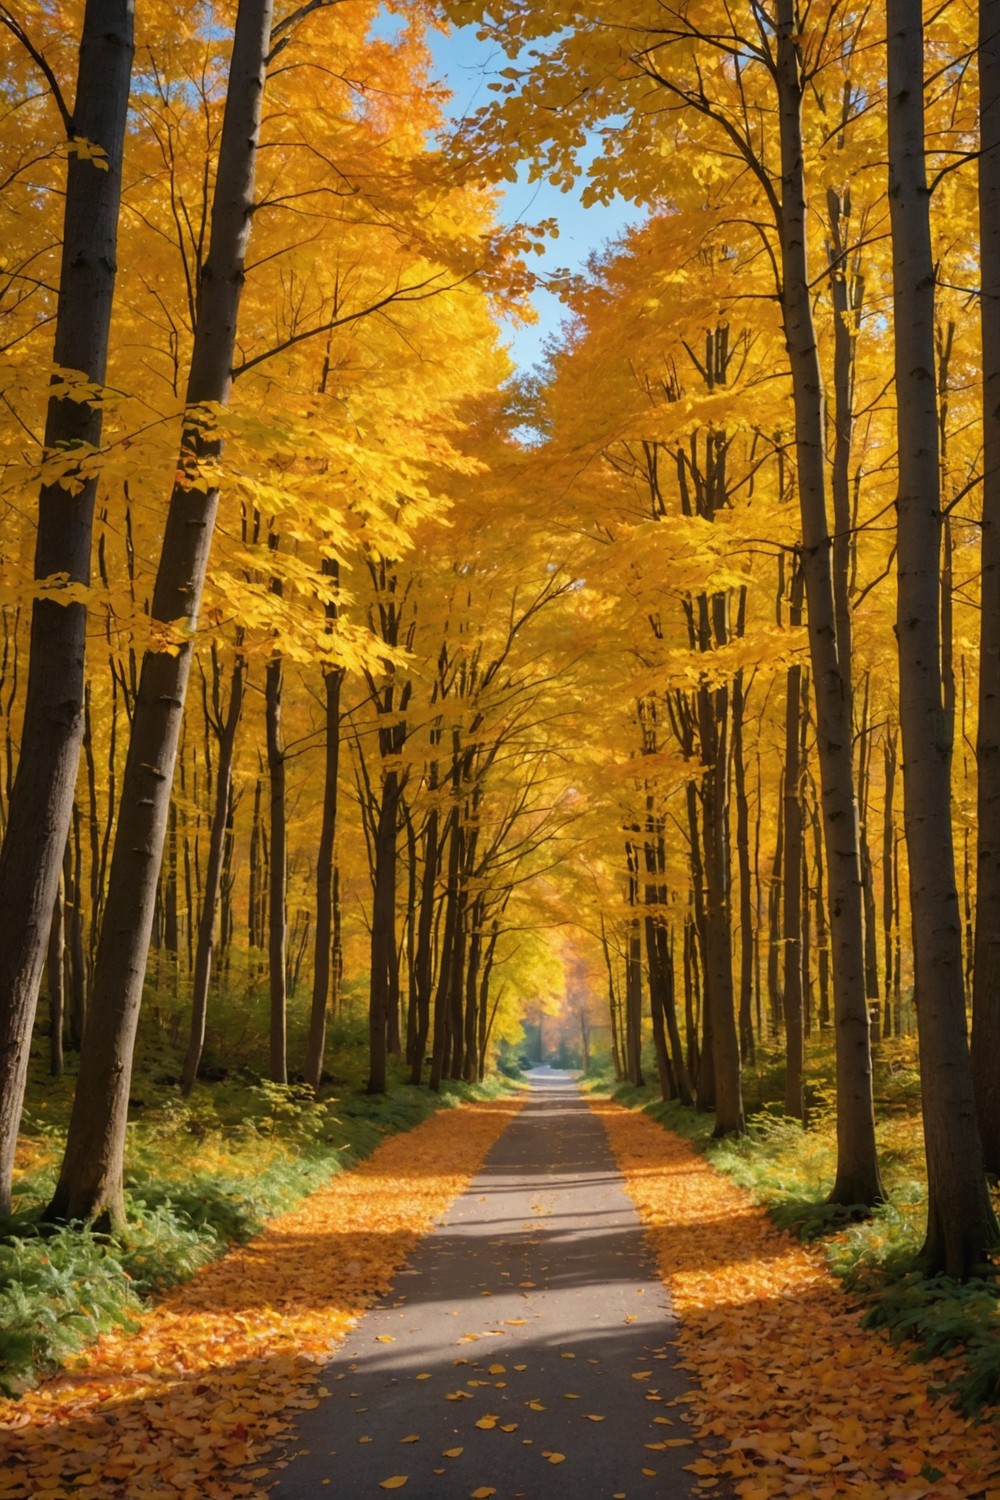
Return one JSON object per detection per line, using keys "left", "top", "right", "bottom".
{"left": 1, "top": 1073, "right": 1000, "bottom": 1498}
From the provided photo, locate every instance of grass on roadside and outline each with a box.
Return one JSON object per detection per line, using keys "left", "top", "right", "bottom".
{"left": 1, "top": 1044, "right": 512, "bottom": 1397}
{"left": 596, "top": 1039, "right": 1000, "bottom": 1414}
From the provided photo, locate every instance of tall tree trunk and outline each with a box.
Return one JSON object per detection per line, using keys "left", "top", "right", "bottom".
{"left": 699, "top": 676, "right": 744, "bottom": 1136}
{"left": 464, "top": 898, "right": 483, "bottom": 1085}
{"left": 430, "top": 811, "right": 460, "bottom": 1092}
{"left": 782, "top": 563, "right": 805, "bottom": 1122}
{"left": 974, "top": 0, "right": 1000, "bottom": 1177}
{"left": 47, "top": 878, "right": 65, "bottom": 1078}
{"left": 180, "top": 654, "right": 245, "bottom": 1095}
{"left": 304, "top": 643, "right": 343, "bottom": 1093}
{"left": 46, "top": 0, "right": 274, "bottom": 1227}
{"left": 882, "top": 726, "right": 899, "bottom": 1039}
{"left": 601, "top": 914, "right": 624, "bottom": 1082}
{"left": 265, "top": 650, "right": 287, "bottom": 1085}
{"left": 624, "top": 917, "right": 644, "bottom": 1087}
{"left": 409, "top": 803, "right": 439, "bottom": 1085}
{"left": 249, "top": 775, "right": 264, "bottom": 950}
{"left": 888, "top": 0, "right": 998, "bottom": 1273}
{"left": 732, "top": 664, "right": 755, "bottom": 1063}
{"left": 0, "top": 0, "right": 134, "bottom": 1213}
{"left": 64, "top": 831, "right": 86, "bottom": 1050}
{"left": 368, "top": 769, "right": 400, "bottom": 1095}
{"left": 776, "top": 0, "right": 882, "bottom": 1205}
{"left": 857, "top": 677, "right": 881, "bottom": 1038}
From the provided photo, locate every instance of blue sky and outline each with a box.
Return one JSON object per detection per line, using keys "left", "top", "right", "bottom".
{"left": 424, "top": 21, "right": 640, "bottom": 376}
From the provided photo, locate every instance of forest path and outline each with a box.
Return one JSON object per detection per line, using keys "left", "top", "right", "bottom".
{"left": 269, "top": 1072, "right": 709, "bottom": 1500}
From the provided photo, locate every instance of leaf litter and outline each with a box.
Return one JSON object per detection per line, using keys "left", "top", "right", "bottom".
{"left": 0, "top": 1098, "right": 519, "bottom": 1498}
{"left": 595, "top": 1099, "right": 1000, "bottom": 1499}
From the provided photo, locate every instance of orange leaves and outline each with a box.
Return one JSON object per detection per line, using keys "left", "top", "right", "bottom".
{"left": 596, "top": 1100, "right": 1000, "bottom": 1500}
{"left": 0, "top": 1099, "right": 520, "bottom": 1500}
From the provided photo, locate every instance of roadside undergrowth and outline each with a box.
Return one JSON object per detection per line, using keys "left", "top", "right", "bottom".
{"left": 596, "top": 1097, "right": 1000, "bottom": 1500}
{"left": 0, "top": 1095, "right": 521, "bottom": 1499}
{"left": 607, "top": 1057, "right": 1000, "bottom": 1415}
{"left": 2, "top": 1071, "right": 508, "bottom": 1394}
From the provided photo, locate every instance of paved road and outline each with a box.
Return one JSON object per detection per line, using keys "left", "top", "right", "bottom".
{"left": 270, "top": 1073, "right": 707, "bottom": 1499}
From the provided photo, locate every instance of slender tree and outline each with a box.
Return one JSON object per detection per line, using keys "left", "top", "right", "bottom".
{"left": 973, "top": 0, "right": 1000, "bottom": 1177}
{"left": 0, "top": 0, "right": 134, "bottom": 1214}
{"left": 46, "top": 0, "right": 275, "bottom": 1226}
{"left": 887, "top": 0, "right": 999, "bottom": 1275}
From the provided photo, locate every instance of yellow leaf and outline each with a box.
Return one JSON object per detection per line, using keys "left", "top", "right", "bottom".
{"left": 379, "top": 1480, "right": 407, "bottom": 1491}
{"left": 585, "top": 1414, "right": 605, "bottom": 1421}
{"left": 443, "top": 1448, "right": 464, "bottom": 1458}
{"left": 471, "top": 1490, "right": 497, "bottom": 1499}
{"left": 547, "top": 1452, "right": 566, "bottom": 1464}
{"left": 400, "top": 1434, "right": 420, "bottom": 1444}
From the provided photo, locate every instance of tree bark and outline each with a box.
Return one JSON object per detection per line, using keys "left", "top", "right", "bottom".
{"left": 180, "top": 654, "right": 245, "bottom": 1095}
{"left": 265, "top": 648, "right": 287, "bottom": 1085}
{"left": 409, "top": 801, "right": 440, "bottom": 1085}
{"left": 0, "top": 0, "right": 134, "bottom": 1213}
{"left": 887, "top": 0, "right": 998, "bottom": 1273}
{"left": 47, "top": 878, "right": 65, "bottom": 1078}
{"left": 775, "top": 0, "right": 882, "bottom": 1205}
{"left": 782, "top": 563, "right": 805, "bottom": 1122}
{"left": 367, "top": 769, "right": 400, "bottom": 1094}
{"left": 45, "top": 0, "right": 274, "bottom": 1227}
{"left": 974, "top": 0, "right": 1000, "bottom": 1177}
{"left": 304, "top": 635, "right": 343, "bottom": 1093}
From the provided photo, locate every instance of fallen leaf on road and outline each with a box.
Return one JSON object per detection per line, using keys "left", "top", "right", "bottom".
{"left": 0, "top": 1100, "right": 520, "bottom": 1500}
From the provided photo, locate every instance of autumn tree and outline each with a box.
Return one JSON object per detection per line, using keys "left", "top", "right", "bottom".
{"left": 0, "top": 0, "right": 134, "bottom": 1213}
{"left": 887, "top": 0, "right": 998, "bottom": 1276}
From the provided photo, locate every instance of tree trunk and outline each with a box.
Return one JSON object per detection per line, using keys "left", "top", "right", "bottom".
{"left": 0, "top": 0, "right": 134, "bottom": 1213}
{"left": 180, "top": 654, "right": 244, "bottom": 1095}
{"left": 45, "top": 0, "right": 274, "bottom": 1227}
{"left": 782, "top": 590, "right": 806, "bottom": 1122}
{"left": 732, "top": 664, "right": 755, "bottom": 1063}
{"left": 974, "top": 0, "right": 1000, "bottom": 1177}
{"left": 304, "top": 647, "right": 343, "bottom": 1093}
{"left": 64, "top": 830, "right": 86, "bottom": 1051}
{"left": 888, "top": 0, "right": 998, "bottom": 1273}
{"left": 776, "top": 0, "right": 882, "bottom": 1205}
{"left": 699, "top": 676, "right": 744, "bottom": 1136}
{"left": 883, "top": 726, "right": 899, "bottom": 1038}
{"left": 601, "top": 914, "right": 624, "bottom": 1081}
{"left": 368, "top": 769, "right": 400, "bottom": 1094}
{"left": 409, "top": 803, "right": 439, "bottom": 1085}
{"left": 265, "top": 650, "right": 287, "bottom": 1085}
{"left": 47, "top": 877, "right": 65, "bottom": 1078}
{"left": 624, "top": 918, "right": 644, "bottom": 1086}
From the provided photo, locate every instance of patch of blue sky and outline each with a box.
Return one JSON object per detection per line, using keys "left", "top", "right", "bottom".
{"left": 373, "top": 7, "right": 641, "bottom": 376}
